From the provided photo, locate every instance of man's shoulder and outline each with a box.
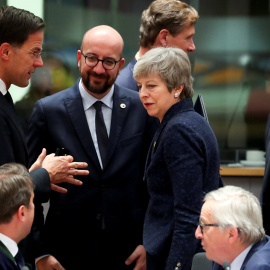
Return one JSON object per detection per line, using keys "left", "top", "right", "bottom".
{"left": 0, "top": 249, "right": 16, "bottom": 269}
{"left": 39, "top": 82, "right": 78, "bottom": 104}
{"left": 245, "top": 237, "right": 270, "bottom": 268}
{"left": 115, "top": 57, "right": 138, "bottom": 91}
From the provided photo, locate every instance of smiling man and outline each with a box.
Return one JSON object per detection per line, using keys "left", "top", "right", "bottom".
{"left": 195, "top": 186, "right": 270, "bottom": 270}
{"left": 26, "top": 25, "right": 158, "bottom": 270}
{"left": 115, "top": 0, "right": 199, "bottom": 91}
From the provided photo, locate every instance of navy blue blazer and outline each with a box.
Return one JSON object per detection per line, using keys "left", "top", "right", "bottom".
{"left": 0, "top": 241, "right": 19, "bottom": 270}
{"left": 27, "top": 81, "right": 158, "bottom": 269}
{"left": 261, "top": 114, "right": 270, "bottom": 234}
{"left": 115, "top": 57, "right": 138, "bottom": 91}
{"left": 143, "top": 98, "right": 223, "bottom": 270}
{"left": 212, "top": 236, "right": 270, "bottom": 270}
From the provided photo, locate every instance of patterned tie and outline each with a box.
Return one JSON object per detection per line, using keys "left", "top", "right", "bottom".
{"left": 93, "top": 101, "right": 108, "bottom": 166}
{"left": 14, "top": 250, "right": 25, "bottom": 269}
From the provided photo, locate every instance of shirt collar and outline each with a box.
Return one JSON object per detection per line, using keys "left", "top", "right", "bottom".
{"left": 0, "top": 78, "right": 7, "bottom": 96}
{"left": 230, "top": 244, "right": 253, "bottom": 270}
{"left": 0, "top": 233, "right": 18, "bottom": 257}
{"left": 78, "top": 78, "right": 114, "bottom": 111}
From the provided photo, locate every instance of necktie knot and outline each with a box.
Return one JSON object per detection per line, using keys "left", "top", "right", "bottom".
{"left": 93, "top": 100, "right": 102, "bottom": 111}
{"left": 4, "top": 92, "right": 14, "bottom": 106}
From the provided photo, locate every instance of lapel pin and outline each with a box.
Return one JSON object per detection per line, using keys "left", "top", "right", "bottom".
{"left": 120, "top": 103, "right": 126, "bottom": 109}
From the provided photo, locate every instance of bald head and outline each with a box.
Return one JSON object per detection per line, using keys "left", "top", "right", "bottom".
{"left": 81, "top": 25, "right": 124, "bottom": 58}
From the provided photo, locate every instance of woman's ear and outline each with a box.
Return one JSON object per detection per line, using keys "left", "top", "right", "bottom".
{"left": 174, "top": 85, "right": 184, "bottom": 98}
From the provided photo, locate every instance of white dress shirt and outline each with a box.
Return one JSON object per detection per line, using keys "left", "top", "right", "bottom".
{"left": 0, "top": 232, "right": 18, "bottom": 258}
{"left": 79, "top": 79, "right": 113, "bottom": 168}
{"left": 0, "top": 78, "right": 7, "bottom": 95}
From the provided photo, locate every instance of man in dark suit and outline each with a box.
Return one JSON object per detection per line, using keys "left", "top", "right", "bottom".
{"left": 0, "top": 163, "right": 36, "bottom": 270}
{"left": 115, "top": 0, "right": 199, "bottom": 91}
{"left": 0, "top": 5, "right": 89, "bottom": 199}
{"left": 27, "top": 25, "right": 157, "bottom": 270}
{"left": 196, "top": 185, "right": 270, "bottom": 270}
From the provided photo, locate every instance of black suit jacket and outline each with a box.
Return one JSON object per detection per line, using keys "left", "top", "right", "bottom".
{"left": 27, "top": 81, "right": 158, "bottom": 270}
{"left": 0, "top": 93, "right": 50, "bottom": 202}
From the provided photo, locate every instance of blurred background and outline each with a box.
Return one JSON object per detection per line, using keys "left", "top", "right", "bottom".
{"left": 2, "top": 0, "right": 270, "bottom": 164}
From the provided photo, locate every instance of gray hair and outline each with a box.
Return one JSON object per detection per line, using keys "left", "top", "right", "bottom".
{"left": 133, "top": 47, "right": 194, "bottom": 99}
{"left": 140, "top": 0, "right": 199, "bottom": 47}
{"left": 0, "top": 163, "right": 33, "bottom": 224}
{"left": 205, "top": 185, "right": 265, "bottom": 245}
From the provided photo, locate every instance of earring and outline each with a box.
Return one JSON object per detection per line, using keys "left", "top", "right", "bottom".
{"left": 174, "top": 93, "right": 178, "bottom": 98}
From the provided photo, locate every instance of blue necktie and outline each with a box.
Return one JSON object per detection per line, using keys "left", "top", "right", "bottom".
{"left": 93, "top": 101, "right": 108, "bottom": 166}
{"left": 15, "top": 250, "right": 25, "bottom": 269}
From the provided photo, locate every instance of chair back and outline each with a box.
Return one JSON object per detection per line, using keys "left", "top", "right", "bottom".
{"left": 191, "top": 252, "right": 213, "bottom": 270}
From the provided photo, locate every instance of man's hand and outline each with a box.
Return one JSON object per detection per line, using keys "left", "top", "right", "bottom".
{"left": 29, "top": 148, "right": 89, "bottom": 193}
{"left": 36, "top": 255, "right": 65, "bottom": 270}
{"left": 125, "top": 245, "right": 146, "bottom": 270}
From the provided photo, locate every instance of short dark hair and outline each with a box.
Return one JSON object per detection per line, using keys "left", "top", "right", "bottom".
{"left": 0, "top": 6, "right": 45, "bottom": 47}
{"left": 0, "top": 163, "right": 34, "bottom": 224}
{"left": 140, "top": 0, "right": 198, "bottom": 47}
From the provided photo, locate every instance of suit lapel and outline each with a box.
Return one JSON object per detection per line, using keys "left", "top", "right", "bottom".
{"left": 103, "top": 85, "right": 130, "bottom": 169}
{"left": 0, "top": 241, "right": 16, "bottom": 264}
{"left": 64, "top": 83, "right": 101, "bottom": 171}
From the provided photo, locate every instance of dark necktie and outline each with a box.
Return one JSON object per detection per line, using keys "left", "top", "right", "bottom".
{"left": 93, "top": 101, "right": 108, "bottom": 166}
{"left": 4, "top": 91, "right": 14, "bottom": 106}
{"left": 14, "top": 250, "right": 25, "bottom": 269}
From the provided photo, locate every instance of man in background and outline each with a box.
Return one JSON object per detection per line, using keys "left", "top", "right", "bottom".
{"left": 116, "top": 0, "right": 198, "bottom": 91}
{"left": 196, "top": 185, "right": 270, "bottom": 270}
{"left": 27, "top": 25, "right": 157, "bottom": 270}
{"left": 0, "top": 163, "right": 35, "bottom": 270}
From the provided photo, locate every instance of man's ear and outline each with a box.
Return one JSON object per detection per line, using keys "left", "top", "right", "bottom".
{"left": 228, "top": 226, "right": 239, "bottom": 244}
{"left": 118, "top": 58, "right": 125, "bottom": 74}
{"left": 158, "top": 29, "right": 170, "bottom": 47}
{"left": 16, "top": 205, "right": 26, "bottom": 222}
{"left": 0, "top": 43, "right": 12, "bottom": 61}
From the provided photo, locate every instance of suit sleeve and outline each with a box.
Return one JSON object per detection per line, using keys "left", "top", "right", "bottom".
{"left": 30, "top": 168, "right": 51, "bottom": 204}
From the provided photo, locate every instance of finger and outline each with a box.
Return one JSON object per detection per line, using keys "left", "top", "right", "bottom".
{"left": 67, "top": 169, "right": 89, "bottom": 176}
{"left": 68, "top": 162, "right": 88, "bottom": 169}
{"left": 51, "top": 184, "right": 68, "bottom": 193}
{"left": 63, "top": 177, "right": 83, "bottom": 186}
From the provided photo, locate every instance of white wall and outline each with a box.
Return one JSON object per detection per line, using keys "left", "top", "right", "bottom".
{"left": 7, "top": 0, "right": 44, "bottom": 103}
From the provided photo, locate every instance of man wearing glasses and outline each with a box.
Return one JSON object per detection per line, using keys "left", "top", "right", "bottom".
{"left": 195, "top": 185, "right": 270, "bottom": 270}
{"left": 27, "top": 25, "right": 158, "bottom": 270}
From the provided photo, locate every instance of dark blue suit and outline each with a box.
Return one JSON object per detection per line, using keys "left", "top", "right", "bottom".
{"left": 115, "top": 57, "right": 138, "bottom": 91}
{"left": 0, "top": 241, "right": 19, "bottom": 270}
{"left": 261, "top": 114, "right": 270, "bottom": 234}
{"left": 143, "top": 98, "right": 223, "bottom": 270}
{"left": 212, "top": 236, "right": 270, "bottom": 270}
{"left": 27, "top": 81, "right": 158, "bottom": 270}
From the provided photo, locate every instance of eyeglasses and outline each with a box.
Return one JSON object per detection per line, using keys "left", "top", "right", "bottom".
{"left": 81, "top": 52, "right": 121, "bottom": 70}
{"left": 198, "top": 219, "right": 219, "bottom": 234}
{"left": 12, "top": 46, "right": 42, "bottom": 60}
{"left": 24, "top": 49, "right": 42, "bottom": 59}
